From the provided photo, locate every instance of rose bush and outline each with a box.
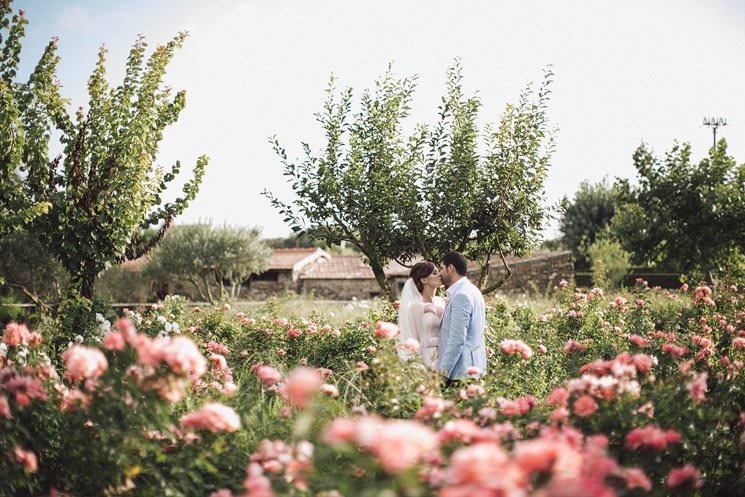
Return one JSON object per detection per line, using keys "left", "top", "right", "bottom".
{"left": 1, "top": 281, "right": 744, "bottom": 496}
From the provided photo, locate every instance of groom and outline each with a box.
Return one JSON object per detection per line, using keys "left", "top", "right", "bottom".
{"left": 437, "top": 252, "right": 487, "bottom": 385}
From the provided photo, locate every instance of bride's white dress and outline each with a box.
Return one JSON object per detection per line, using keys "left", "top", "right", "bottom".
{"left": 397, "top": 278, "right": 445, "bottom": 370}
{"left": 419, "top": 296, "right": 445, "bottom": 369}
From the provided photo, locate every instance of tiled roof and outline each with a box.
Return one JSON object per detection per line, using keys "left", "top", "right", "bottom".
{"left": 301, "top": 255, "right": 376, "bottom": 280}
{"left": 268, "top": 248, "right": 326, "bottom": 270}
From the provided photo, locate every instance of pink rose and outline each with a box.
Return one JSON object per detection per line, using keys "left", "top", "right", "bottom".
{"left": 180, "top": 402, "right": 241, "bottom": 432}
{"left": 573, "top": 395, "right": 598, "bottom": 417}
{"left": 667, "top": 464, "right": 702, "bottom": 489}
{"left": 102, "top": 331, "right": 126, "bottom": 351}
{"left": 257, "top": 366, "right": 282, "bottom": 385}
{"left": 63, "top": 345, "right": 108, "bottom": 382}
{"left": 13, "top": 447, "right": 37, "bottom": 472}
{"left": 374, "top": 321, "right": 400, "bottom": 339}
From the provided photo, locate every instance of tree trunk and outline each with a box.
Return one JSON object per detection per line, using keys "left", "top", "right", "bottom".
{"left": 77, "top": 271, "right": 95, "bottom": 300}
{"left": 370, "top": 263, "right": 393, "bottom": 301}
{"left": 478, "top": 252, "right": 493, "bottom": 290}
{"left": 481, "top": 247, "right": 513, "bottom": 295}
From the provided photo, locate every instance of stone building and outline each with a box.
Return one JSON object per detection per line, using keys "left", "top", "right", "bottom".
{"left": 246, "top": 248, "right": 330, "bottom": 299}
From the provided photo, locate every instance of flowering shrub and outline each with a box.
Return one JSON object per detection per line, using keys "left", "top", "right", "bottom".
{"left": 1, "top": 281, "right": 744, "bottom": 496}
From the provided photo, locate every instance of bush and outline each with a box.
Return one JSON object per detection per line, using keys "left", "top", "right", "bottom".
{"left": 1, "top": 281, "right": 744, "bottom": 496}
{"left": 587, "top": 233, "right": 632, "bottom": 289}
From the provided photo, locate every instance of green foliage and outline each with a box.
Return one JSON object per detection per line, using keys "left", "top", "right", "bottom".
{"left": 0, "top": 4, "right": 52, "bottom": 237}
{"left": 587, "top": 231, "right": 631, "bottom": 289}
{"left": 0, "top": 3, "right": 208, "bottom": 302}
{"left": 23, "top": 32, "right": 208, "bottom": 300}
{"left": 0, "top": 231, "right": 68, "bottom": 306}
{"left": 406, "top": 63, "right": 557, "bottom": 293}
{"left": 559, "top": 179, "right": 620, "bottom": 267}
{"left": 147, "top": 223, "right": 271, "bottom": 303}
{"left": 266, "top": 65, "right": 420, "bottom": 297}
{"left": 266, "top": 62, "right": 556, "bottom": 297}
{"left": 613, "top": 140, "right": 745, "bottom": 279}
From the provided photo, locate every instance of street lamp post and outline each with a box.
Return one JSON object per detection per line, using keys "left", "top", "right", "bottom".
{"left": 703, "top": 117, "right": 727, "bottom": 149}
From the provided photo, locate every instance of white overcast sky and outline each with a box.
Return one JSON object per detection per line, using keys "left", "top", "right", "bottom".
{"left": 15, "top": 0, "right": 745, "bottom": 239}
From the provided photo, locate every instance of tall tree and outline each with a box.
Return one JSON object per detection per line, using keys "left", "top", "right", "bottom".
{"left": 613, "top": 140, "right": 745, "bottom": 279}
{"left": 17, "top": 29, "right": 207, "bottom": 299}
{"left": 266, "top": 63, "right": 556, "bottom": 297}
{"left": 265, "top": 67, "right": 421, "bottom": 297}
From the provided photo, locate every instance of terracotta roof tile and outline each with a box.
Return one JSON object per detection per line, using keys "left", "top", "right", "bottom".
{"left": 301, "top": 256, "right": 375, "bottom": 280}
{"left": 269, "top": 248, "right": 326, "bottom": 270}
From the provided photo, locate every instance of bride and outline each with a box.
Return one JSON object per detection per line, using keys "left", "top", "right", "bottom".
{"left": 397, "top": 261, "right": 445, "bottom": 369}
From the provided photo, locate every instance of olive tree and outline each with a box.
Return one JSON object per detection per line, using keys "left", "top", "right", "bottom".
{"left": 147, "top": 223, "right": 271, "bottom": 303}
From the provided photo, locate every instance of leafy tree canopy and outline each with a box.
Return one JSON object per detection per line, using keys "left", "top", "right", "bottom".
{"left": 559, "top": 179, "right": 620, "bottom": 268}
{"left": 266, "top": 62, "right": 555, "bottom": 296}
{"left": 0, "top": 1, "right": 208, "bottom": 299}
{"left": 613, "top": 140, "right": 745, "bottom": 280}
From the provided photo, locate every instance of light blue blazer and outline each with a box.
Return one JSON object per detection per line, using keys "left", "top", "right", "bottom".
{"left": 437, "top": 278, "right": 487, "bottom": 379}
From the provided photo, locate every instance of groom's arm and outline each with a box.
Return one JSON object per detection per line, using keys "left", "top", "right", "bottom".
{"left": 439, "top": 293, "right": 471, "bottom": 379}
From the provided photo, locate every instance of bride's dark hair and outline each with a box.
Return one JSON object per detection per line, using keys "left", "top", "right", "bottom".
{"left": 409, "top": 261, "right": 436, "bottom": 293}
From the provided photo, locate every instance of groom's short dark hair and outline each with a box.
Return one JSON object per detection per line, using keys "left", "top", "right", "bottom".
{"left": 441, "top": 252, "right": 468, "bottom": 276}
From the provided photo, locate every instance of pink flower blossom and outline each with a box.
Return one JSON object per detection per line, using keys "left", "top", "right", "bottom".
{"left": 102, "top": 331, "right": 125, "bottom": 351}
{"left": 163, "top": 336, "right": 207, "bottom": 378}
{"left": 374, "top": 321, "right": 400, "bottom": 339}
{"left": 625, "top": 425, "right": 681, "bottom": 450}
{"left": 208, "top": 341, "right": 230, "bottom": 355}
{"left": 499, "top": 339, "right": 534, "bottom": 359}
{"left": 687, "top": 372, "right": 708, "bottom": 402}
{"left": 498, "top": 396, "right": 536, "bottom": 416}
{"left": 441, "top": 443, "right": 526, "bottom": 497}
{"left": 0, "top": 395, "right": 10, "bottom": 419}
{"left": 3, "top": 322, "right": 30, "bottom": 346}
{"left": 257, "top": 366, "right": 282, "bottom": 385}
{"left": 622, "top": 467, "right": 652, "bottom": 491}
{"left": 573, "top": 395, "right": 598, "bottom": 417}
{"left": 63, "top": 346, "right": 108, "bottom": 382}
{"left": 628, "top": 335, "right": 649, "bottom": 347}
{"left": 322, "top": 417, "right": 358, "bottom": 444}
{"left": 13, "top": 446, "right": 37, "bottom": 472}
{"left": 180, "top": 402, "right": 241, "bottom": 432}
{"left": 282, "top": 367, "right": 323, "bottom": 408}
{"left": 369, "top": 420, "right": 438, "bottom": 472}
{"left": 547, "top": 387, "right": 570, "bottom": 407}
{"left": 667, "top": 464, "right": 703, "bottom": 489}
{"left": 466, "top": 366, "right": 480, "bottom": 376}
{"left": 356, "top": 361, "right": 369, "bottom": 371}
{"left": 320, "top": 383, "right": 339, "bottom": 397}
{"left": 564, "top": 340, "right": 586, "bottom": 353}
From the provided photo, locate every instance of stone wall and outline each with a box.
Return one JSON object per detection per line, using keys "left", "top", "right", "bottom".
{"left": 243, "top": 271, "right": 297, "bottom": 300}
{"left": 473, "top": 251, "right": 573, "bottom": 294}
{"left": 301, "top": 278, "right": 383, "bottom": 300}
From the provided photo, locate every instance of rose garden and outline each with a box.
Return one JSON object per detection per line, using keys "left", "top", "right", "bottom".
{"left": 2, "top": 2, "right": 745, "bottom": 496}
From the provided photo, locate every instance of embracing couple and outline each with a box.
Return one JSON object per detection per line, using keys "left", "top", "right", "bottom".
{"left": 397, "top": 251, "right": 487, "bottom": 384}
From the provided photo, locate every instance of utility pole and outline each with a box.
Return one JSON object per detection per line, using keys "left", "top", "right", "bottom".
{"left": 703, "top": 117, "right": 727, "bottom": 149}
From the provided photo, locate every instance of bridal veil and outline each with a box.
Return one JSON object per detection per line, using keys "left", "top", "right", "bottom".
{"left": 397, "top": 277, "right": 424, "bottom": 358}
